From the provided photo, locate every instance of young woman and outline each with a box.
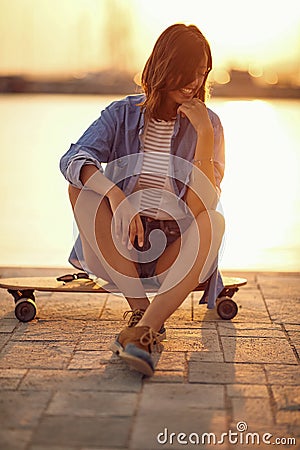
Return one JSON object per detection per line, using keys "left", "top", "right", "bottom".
{"left": 60, "top": 23, "right": 225, "bottom": 376}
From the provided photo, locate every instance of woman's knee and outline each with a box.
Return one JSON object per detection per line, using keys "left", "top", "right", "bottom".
{"left": 210, "top": 210, "right": 225, "bottom": 236}
{"left": 68, "top": 184, "right": 81, "bottom": 208}
{"left": 197, "top": 209, "right": 225, "bottom": 237}
{"left": 69, "top": 184, "right": 111, "bottom": 222}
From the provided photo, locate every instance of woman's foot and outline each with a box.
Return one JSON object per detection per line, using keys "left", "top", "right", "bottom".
{"left": 110, "top": 325, "right": 161, "bottom": 376}
{"left": 123, "top": 309, "right": 167, "bottom": 341}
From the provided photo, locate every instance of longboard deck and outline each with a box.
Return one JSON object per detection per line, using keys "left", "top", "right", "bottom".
{"left": 0, "top": 276, "right": 247, "bottom": 293}
{"left": 1, "top": 275, "right": 247, "bottom": 322}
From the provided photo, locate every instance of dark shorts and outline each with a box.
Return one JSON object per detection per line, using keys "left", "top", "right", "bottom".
{"left": 134, "top": 215, "right": 191, "bottom": 279}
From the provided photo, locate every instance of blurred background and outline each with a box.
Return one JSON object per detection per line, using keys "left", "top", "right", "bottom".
{"left": 0, "top": 0, "right": 299, "bottom": 271}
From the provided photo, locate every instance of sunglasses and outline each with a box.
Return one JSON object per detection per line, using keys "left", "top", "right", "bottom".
{"left": 56, "top": 272, "right": 90, "bottom": 283}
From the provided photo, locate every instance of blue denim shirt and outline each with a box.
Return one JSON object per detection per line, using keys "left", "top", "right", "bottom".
{"left": 60, "top": 94, "right": 225, "bottom": 308}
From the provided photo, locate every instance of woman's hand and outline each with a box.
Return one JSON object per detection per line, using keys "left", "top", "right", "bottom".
{"left": 106, "top": 186, "right": 144, "bottom": 249}
{"left": 177, "top": 98, "right": 213, "bottom": 138}
{"left": 178, "top": 98, "right": 214, "bottom": 159}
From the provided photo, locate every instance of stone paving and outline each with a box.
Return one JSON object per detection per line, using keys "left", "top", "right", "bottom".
{"left": 0, "top": 267, "right": 299, "bottom": 450}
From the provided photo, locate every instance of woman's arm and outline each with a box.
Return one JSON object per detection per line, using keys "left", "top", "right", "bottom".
{"left": 60, "top": 104, "right": 116, "bottom": 189}
{"left": 80, "top": 164, "right": 116, "bottom": 196}
{"left": 178, "top": 99, "right": 218, "bottom": 217}
{"left": 80, "top": 164, "right": 144, "bottom": 248}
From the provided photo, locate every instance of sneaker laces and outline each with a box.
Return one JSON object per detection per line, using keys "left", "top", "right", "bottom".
{"left": 140, "top": 328, "right": 163, "bottom": 353}
{"left": 123, "top": 309, "right": 145, "bottom": 327}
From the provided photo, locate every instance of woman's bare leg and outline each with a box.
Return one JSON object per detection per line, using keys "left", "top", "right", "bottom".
{"left": 69, "top": 185, "right": 150, "bottom": 310}
{"left": 138, "top": 210, "right": 225, "bottom": 330}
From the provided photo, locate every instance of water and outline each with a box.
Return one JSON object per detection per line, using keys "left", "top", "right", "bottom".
{"left": 0, "top": 94, "right": 299, "bottom": 271}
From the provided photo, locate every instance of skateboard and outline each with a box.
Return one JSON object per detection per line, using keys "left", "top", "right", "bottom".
{"left": 0, "top": 273, "right": 247, "bottom": 322}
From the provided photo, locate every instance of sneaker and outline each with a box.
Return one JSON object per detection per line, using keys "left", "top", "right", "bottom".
{"left": 110, "top": 325, "right": 162, "bottom": 376}
{"left": 123, "top": 309, "right": 167, "bottom": 341}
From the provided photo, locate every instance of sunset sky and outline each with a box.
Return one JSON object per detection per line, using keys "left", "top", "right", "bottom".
{"left": 0, "top": 0, "right": 299, "bottom": 82}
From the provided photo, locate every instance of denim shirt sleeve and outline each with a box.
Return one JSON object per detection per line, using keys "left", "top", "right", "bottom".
{"left": 199, "top": 267, "right": 224, "bottom": 309}
{"left": 210, "top": 111, "right": 225, "bottom": 195}
{"left": 59, "top": 105, "right": 117, "bottom": 188}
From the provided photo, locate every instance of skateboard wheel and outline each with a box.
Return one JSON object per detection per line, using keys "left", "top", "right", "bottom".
{"left": 15, "top": 299, "right": 37, "bottom": 322}
{"left": 217, "top": 297, "right": 238, "bottom": 320}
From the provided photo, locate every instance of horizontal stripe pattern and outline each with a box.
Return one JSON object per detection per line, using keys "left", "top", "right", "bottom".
{"left": 138, "top": 118, "right": 175, "bottom": 218}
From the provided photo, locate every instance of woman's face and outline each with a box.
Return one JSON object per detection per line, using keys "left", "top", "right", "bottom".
{"left": 167, "top": 54, "right": 209, "bottom": 105}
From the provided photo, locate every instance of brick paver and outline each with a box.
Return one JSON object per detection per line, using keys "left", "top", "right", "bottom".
{"left": 0, "top": 267, "right": 299, "bottom": 450}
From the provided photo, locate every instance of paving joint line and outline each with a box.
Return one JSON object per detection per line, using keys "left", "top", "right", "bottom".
{"left": 280, "top": 323, "right": 300, "bottom": 364}
{"left": 67, "top": 321, "right": 88, "bottom": 366}
{"left": 191, "top": 292, "right": 194, "bottom": 321}
{"left": 216, "top": 321, "right": 226, "bottom": 362}
{"left": 126, "top": 375, "right": 144, "bottom": 449}
{"left": 97, "top": 292, "right": 110, "bottom": 319}
{"left": 16, "top": 368, "right": 30, "bottom": 391}
{"left": 223, "top": 384, "right": 234, "bottom": 435}
{"left": 256, "top": 280, "right": 274, "bottom": 325}
{"left": 183, "top": 350, "right": 189, "bottom": 383}
{"left": 23, "top": 388, "right": 54, "bottom": 450}
{"left": 263, "top": 364, "right": 279, "bottom": 426}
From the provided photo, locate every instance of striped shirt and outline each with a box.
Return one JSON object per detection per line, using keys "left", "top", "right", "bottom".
{"left": 133, "top": 117, "right": 185, "bottom": 220}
